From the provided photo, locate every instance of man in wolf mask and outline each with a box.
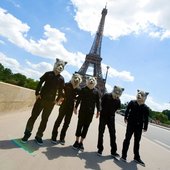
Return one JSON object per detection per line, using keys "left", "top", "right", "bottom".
{"left": 121, "top": 90, "right": 150, "bottom": 166}
{"left": 97, "top": 86, "right": 124, "bottom": 158}
{"left": 73, "top": 76, "right": 101, "bottom": 151}
{"left": 51, "top": 73, "right": 82, "bottom": 145}
{"left": 21, "top": 58, "right": 67, "bottom": 145}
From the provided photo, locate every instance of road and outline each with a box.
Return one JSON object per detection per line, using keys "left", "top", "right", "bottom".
{"left": 116, "top": 114, "right": 170, "bottom": 151}
{"left": 0, "top": 107, "right": 170, "bottom": 170}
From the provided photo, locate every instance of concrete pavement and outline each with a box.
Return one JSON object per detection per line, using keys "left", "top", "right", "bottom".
{"left": 0, "top": 106, "right": 170, "bottom": 170}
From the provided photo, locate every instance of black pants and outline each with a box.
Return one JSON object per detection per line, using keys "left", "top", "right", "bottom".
{"left": 24, "top": 98, "right": 54, "bottom": 138}
{"left": 52, "top": 106, "right": 73, "bottom": 140}
{"left": 97, "top": 115, "right": 117, "bottom": 154}
{"left": 75, "top": 113, "right": 93, "bottom": 139}
{"left": 122, "top": 124, "right": 142, "bottom": 159}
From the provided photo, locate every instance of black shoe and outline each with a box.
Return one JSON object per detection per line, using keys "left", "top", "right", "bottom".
{"left": 51, "top": 136, "right": 57, "bottom": 144}
{"left": 134, "top": 158, "right": 145, "bottom": 166}
{"left": 21, "top": 134, "right": 30, "bottom": 144}
{"left": 78, "top": 142, "right": 84, "bottom": 151}
{"left": 111, "top": 152, "right": 120, "bottom": 159}
{"left": 72, "top": 141, "right": 79, "bottom": 149}
{"left": 35, "top": 136, "right": 43, "bottom": 146}
{"left": 97, "top": 150, "right": 102, "bottom": 156}
{"left": 59, "top": 139, "right": 65, "bottom": 145}
{"left": 121, "top": 156, "right": 127, "bottom": 162}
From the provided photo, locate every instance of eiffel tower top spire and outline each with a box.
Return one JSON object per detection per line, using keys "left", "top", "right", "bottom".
{"left": 76, "top": 6, "right": 108, "bottom": 95}
{"left": 89, "top": 6, "right": 107, "bottom": 56}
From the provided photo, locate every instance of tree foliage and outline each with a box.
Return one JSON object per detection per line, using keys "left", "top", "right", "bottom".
{"left": 0, "top": 63, "right": 38, "bottom": 90}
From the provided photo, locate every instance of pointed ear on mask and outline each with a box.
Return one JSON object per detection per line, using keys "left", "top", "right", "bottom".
{"left": 56, "top": 58, "right": 59, "bottom": 62}
{"left": 145, "top": 92, "right": 149, "bottom": 96}
{"left": 113, "top": 86, "right": 124, "bottom": 91}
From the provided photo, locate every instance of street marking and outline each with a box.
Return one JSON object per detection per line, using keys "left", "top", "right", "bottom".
{"left": 154, "top": 139, "right": 170, "bottom": 150}
{"left": 144, "top": 137, "right": 170, "bottom": 152}
{"left": 11, "top": 139, "right": 36, "bottom": 156}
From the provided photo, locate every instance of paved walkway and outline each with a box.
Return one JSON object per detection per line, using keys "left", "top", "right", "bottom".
{"left": 0, "top": 106, "right": 170, "bottom": 170}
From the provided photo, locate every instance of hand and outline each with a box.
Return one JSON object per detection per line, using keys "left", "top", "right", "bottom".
{"left": 124, "top": 118, "right": 127, "bottom": 124}
{"left": 96, "top": 112, "right": 100, "bottom": 118}
{"left": 36, "top": 95, "right": 41, "bottom": 100}
{"left": 56, "top": 97, "right": 64, "bottom": 105}
{"left": 74, "top": 107, "right": 77, "bottom": 115}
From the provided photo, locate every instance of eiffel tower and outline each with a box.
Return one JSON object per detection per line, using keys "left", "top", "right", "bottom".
{"left": 76, "top": 6, "right": 108, "bottom": 95}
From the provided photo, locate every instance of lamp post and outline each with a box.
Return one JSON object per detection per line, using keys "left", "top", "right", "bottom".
{"left": 105, "top": 66, "right": 109, "bottom": 84}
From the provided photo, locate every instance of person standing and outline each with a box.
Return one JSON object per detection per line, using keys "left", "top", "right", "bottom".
{"left": 121, "top": 90, "right": 150, "bottom": 166}
{"left": 51, "top": 73, "right": 82, "bottom": 145}
{"left": 73, "top": 77, "right": 101, "bottom": 151}
{"left": 97, "top": 86, "right": 124, "bottom": 158}
{"left": 21, "top": 58, "right": 67, "bottom": 145}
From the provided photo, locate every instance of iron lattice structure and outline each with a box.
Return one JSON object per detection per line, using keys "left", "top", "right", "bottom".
{"left": 76, "top": 6, "right": 108, "bottom": 95}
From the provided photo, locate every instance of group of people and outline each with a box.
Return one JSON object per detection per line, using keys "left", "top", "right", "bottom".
{"left": 21, "top": 59, "right": 150, "bottom": 166}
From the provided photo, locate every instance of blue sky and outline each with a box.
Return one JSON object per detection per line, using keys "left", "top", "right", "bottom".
{"left": 0, "top": 0, "right": 170, "bottom": 112}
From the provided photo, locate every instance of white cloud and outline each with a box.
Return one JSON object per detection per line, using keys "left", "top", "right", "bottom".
{"left": 6, "top": 0, "right": 21, "bottom": 8}
{"left": 0, "top": 52, "right": 72, "bottom": 81}
{"left": 146, "top": 96, "right": 170, "bottom": 112}
{"left": 0, "top": 8, "right": 30, "bottom": 46}
{"left": 105, "top": 83, "right": 113, "bottom": 93}
{"left": 0, "top": 52, "right": 20, "bottom": 68}
{"left": 26, "top": 60, "right": 52, "bottom": 72}
{"left": 61, "top": 70, "right": 72, "bottom": 82}
{"left": 0, "top": 7, "right": 133, "bottom": 82}
{"left": 102, "top": 63, "right": 134, "bottom": 82}
{"left": 120, "top": 93, "right": 170, "bottom": 112}
{"left": 0, "top": 8, "right": 85, "bottom": 67}
{"left": 0, "top": 39, "right": 5, "bottom": 44}
{"left": 0, "top": 52, "right": 41, "bottom": 79}
{"left": 71, "top": 0, "right": 170, "bottom": 40}
{"left": 0, "top": 8, "right": 81, "bottom": 64}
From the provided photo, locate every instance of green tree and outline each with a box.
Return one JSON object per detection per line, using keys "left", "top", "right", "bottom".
{"left": 162, "top": 110, "right": 170, "bottom": 120}
{"left": 25, "top": 78, "right": 38, "bottom": 90}
{"left": 2, "top": 68, "right": 13, "bottom": 82}
{"left": 155, "top": 112, "right": 168, "bottom": 123}
{"left": 12, "top": 73, "right": 27, "bottom": 86}
{"left": 0, "top": 63, "right": 5, "bottom": 80}
{"left": 0, "top": 63, "right": 38, "bottom": 90}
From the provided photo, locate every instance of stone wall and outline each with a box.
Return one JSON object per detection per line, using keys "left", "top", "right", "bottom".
{"left": 0, "top": 82, "right": 35, "bottom": 114}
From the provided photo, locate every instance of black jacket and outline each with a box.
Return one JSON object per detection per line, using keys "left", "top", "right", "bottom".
{"left": 35, "top": 71, "right": 64, "bottom": 101}
{"left": 100, "top": 93, "right": 121, "bottom": 117}
{"left": 60, "top": 82, "right": 80, "bottom": 110}
{"left": 125, "top": 100, "right": 150, "bottom": 130}
{"left": 75, "top": 86, "right": 101, "bottom": 114}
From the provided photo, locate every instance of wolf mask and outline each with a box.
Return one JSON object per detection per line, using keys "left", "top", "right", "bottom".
{"left": 112, "top": 86, "right": 124, "bottom": 99}
{"left": 53, "top": 58, "right": 67, "bottom": 75}
{"left": 86, "top": 76, "right": 97, "bottom": 89}
{"left": 136, "top": 90, "right": 149, "bottom": 104}
{"left": 71, "top": 73, "right": 82, "bottom": 89}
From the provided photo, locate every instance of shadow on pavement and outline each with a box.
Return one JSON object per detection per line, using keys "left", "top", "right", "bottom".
{"left": 78, "top": 151, "right": 112, "bottom": 170}
{"left": 0, "top": 138, "right": 56, "bottom": 156}
{"left": 43, "top": 147, "right": 117, "bottom": 170}
{"left": 0, "top": 139, "right": 139, "bottom": 170}
{"left": 113, "top": 158, "right": 138, "bottom": 170}
{"left": 43, "top": 147, "right": 139, "bottom": 170}
{"left": 42, "top": 145, "right": 79, "bottom": 160}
